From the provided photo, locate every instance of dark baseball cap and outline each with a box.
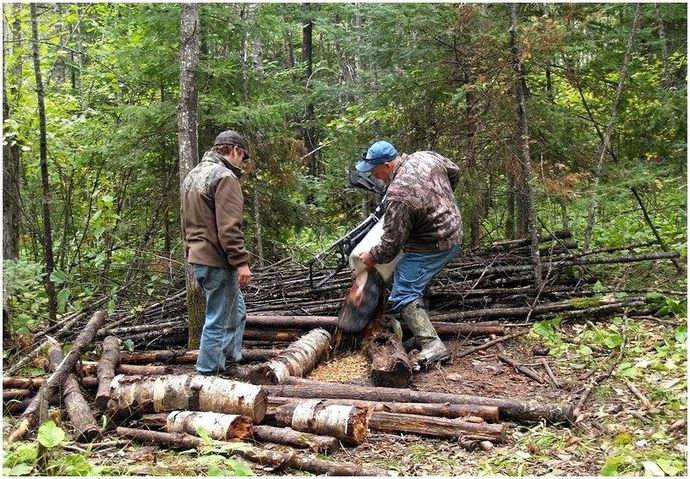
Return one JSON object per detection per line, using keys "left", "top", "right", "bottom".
{"left": 213, "top": 130, "right": 248, "bottom": 151}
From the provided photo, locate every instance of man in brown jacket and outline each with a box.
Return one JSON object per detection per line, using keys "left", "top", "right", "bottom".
{"left": 182, "top": 130, "right": 252, "bottom": 376}
{"left": 356, "top": 140, "right": 462, "bottom": 369}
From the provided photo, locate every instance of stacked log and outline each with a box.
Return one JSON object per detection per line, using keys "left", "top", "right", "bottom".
{"left": 274, "top": 399, "right": 369, "bottom": 445}
{"left": 108, "top": 374, "right": 268, "bottom": 423}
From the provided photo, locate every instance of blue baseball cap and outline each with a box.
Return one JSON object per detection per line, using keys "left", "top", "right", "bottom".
{"left": 355, "top": 141, "right": 398, "bottom": 172}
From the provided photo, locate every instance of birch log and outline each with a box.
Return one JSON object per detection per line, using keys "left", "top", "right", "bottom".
{"left": 166, "top": 410, "right": 253, "bottom": 441}
{"left": 274, "top": 399, "right": 368, "bottom": 445}
{"left": 108, "top": 374, "right": 267, "bottom": 423}
{"left": 247, "top": 328, "right": 331, "bottom": 385}
{"left": 95, "top": 335, "right": 121, "bottom": 409}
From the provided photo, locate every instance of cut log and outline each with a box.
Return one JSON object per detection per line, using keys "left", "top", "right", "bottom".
{"left": 268, "top": 397, "right": 500, "bottom": 422}
{"left": 247, "top": 315, "right": 338, "bottom": 329}
{"left": 3, "top": 377, "right": 47, "bottom": 390}
{"left": 364, "top": 332, "right": 412, "bottom": 388}
{"left": 95, "top": 336, "right": 121, "bottom": 410}
{"left": 166, "top": 410, "right": 253, "bottom": 441}
{"left": 274, "top": 399, "right": 368, "bottom": 445}
{"left": 81, "top": 361, "right": 173, "bottom": 377}
{"left": 118, "top": 348, "right": 280, "bottom": 365}
{"left": 265, "top": 378, "right": 574, "bottom": 424}
{"left": 47, "top": 344, "right": 101, "bottom": 442}
{"left": 115, "top": 427, "right": 390, "bottom": 476}
{"left": 432, "top": 322, "right": 506, "bottom": 337}
{"left": 368, "top": 411, "right": 508, "bottom": 443}
{"left": 8, "top": 310, "right": 107, "bottom": 443}
{"left": 108, "top": 374, "right": 267, "bottom": 423}
{"left": 251, "top": 425, "right": 339, "bottom": 453}
{"left": 246, "top": 328, "right": 331, "bottom": 385}
{"left": 243, "top": 330, "right": 303, "bottom": 342}
{"left": 3, "top": 389, "right": 32, "bottom": 401}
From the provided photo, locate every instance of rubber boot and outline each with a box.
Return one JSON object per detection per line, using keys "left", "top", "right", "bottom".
{"left": 400, "top": 300, "right": 450, "bottom": 368}
{"left": 390, "top": 319, "right": 403, "bottom": 340}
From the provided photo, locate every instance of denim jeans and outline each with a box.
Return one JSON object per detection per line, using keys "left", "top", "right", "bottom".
{"left": 389, "top": 244, "right": 461, "bottom": 312}
{"left": 192, "top": 264, "right": 246, "bottom": 374}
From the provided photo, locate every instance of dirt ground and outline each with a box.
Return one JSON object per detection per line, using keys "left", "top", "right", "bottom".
{"left": 3, "top": 316, "right": 686, "bottom": 477}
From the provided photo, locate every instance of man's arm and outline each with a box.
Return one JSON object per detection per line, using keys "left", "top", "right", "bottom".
{"left": 214, "top": 176, "right": 250, "bottom": 268}
{"left": 368, "top": 200, "right": 412, "bottom": 264}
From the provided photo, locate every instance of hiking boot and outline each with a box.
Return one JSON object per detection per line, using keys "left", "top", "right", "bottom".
{"left": 198, "top": 363, "right": 239, "bottom": 379}
{"left": 401, "top": 300, "right": 450, "bottom": 369}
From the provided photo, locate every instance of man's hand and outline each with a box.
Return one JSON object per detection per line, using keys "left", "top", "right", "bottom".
{"left": 237, "top": 264, "right": 252, "bottom": 289}
{"left": 359, "top": 250, "right": 376, "bottom": 268}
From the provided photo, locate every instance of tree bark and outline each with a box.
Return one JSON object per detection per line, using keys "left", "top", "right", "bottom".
{"left": 274, "top": 399, "right": 369, "bottom": 445}
{"left": 108, "top": 374, "right": 267, "bottom": 423}
{"left": 251, "top": 425, "right": 339, "bottom": 453}
{"left": 509, "top": 3, "right": 542, "bottom": 290}
{"left": 48, "top": 344, "right": 101, "bottom": 442}
{"left": 118, "top": 348, "right": 280, "bottom": 365}
{"left": 368, "top": 411, "right": 508, "bottom": 443}
{"left": 268, "top": 396, "right": 500, "bottom": 422}
{"left": 95, "top": 336, "right": 121, "bottom": 409}
{"left": 115, "top": 427, "right": 390, "bottom": 476}
{"left": 265, "top": 377, "right": 574, "bottom": 424}
{"left": 167, "top": 410, "right": 253, "bottom": 441}
{"left": 31, "top": 3, "right": 58, "bottom": 325}
{"left": 177, "top": 3, "right": 205, "bottom": 349}
{"left": 654, "top": 3, "right": 672, "bottom": 88}
{"left": 246, "top": 328, "right": 331, "bottom": 385}
{"left": 9, "top": 311, "right": 107, "bottom": 443}
{"left": 302, "top": 4, "right": 319, "bottom": 179}
{"left": 365, "top": 332, "right": 412, "bottom": 388}
{"left": 583, "top": 5, "right": 641, "bottom": 251}
{"left": 82, "top": 361, "right": 173, "bottom": 377}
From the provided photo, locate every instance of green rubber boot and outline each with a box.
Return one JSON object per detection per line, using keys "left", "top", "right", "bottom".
{"left": 400, "top": 300, "right": 450, "bottom": 367}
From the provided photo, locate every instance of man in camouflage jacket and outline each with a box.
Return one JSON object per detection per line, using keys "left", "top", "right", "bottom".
{"left": 357, "top": 140, "right": 463, "bottom": 367}
{"left": 182, "top": 130, "right": 252, "bottom": 376}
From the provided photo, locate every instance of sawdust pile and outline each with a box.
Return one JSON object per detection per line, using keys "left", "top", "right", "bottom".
{"left": 307, "top": 352, "right": 369, "bottom": 382}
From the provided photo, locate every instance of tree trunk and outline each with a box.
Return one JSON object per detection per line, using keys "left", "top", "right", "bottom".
{"left": 115, "top": 427, "right": 389, "bottom": 476}
{"left": 95, "top": 336, "right": 121, "bottom": 410}
{"left": 302, "top": 5, "right": 319, "bottom": 180}
{"left": 251, "top": 425, "right": 339, "bottom": 453}
{"left": 265, "top": 377, "right": 574, "bottom": 424}
{"left": 8, "top": 311, "right": 107, "bottom": 443}
{"left": 274, "top": 399, "right": 369, "bottom": 445}
{"left": 108, "top": 374, "right": 267, "bottom": 423}
{"left": 118, "top": 348, "right": 280, "bottom": 365}
{"left": 246, "top": 328, "right": 331, "bottom": 385}
{"left": 177, "top": 3, "right": 205, "bottom": 349}
{"left": 167, "top": 410, "right": 253, "bottom": 441}
{"left": 654, "top": 3, "right": 672, "bottom": 88}
{"left": 509, "top": 3, "right": 542, "bottom": 290}
{"left": 31, "top": 3, "right": 58, "bottom": 326}
{"left": 583, "top": 5, "right": 641, "bottom": 251}
{"left": 365, "top": 332, "right": 412, "bottom": 388}
{"left": 368, "top": 411, "right": 508, "bottom": 443}
{"left": 268, "top": 397, "right": 500, "bottom": 422}
{"left": 48, "top": 344, "right": 101, "bottom": 442}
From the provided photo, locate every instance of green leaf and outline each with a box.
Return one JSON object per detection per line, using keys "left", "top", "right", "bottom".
{"left": 674, "top": 325, "right": 687, "bottom": 343}
{"left": 656, "top": 459, "right": 680, "bottom": 476}
{"left": 578, "top": 345, "right": 593, "bottom": 356}
{"left": 4, "top": 464, "right": 34, "bottom": 476}
{"left": 37, "top": 420, "right": 65, "bottom": 448}
{"left": 59, "top": 454, "right": 93, "bottom": 476}
{"left": 604, "top": 332, "right": 623, "bottom": 349}
{"left": 50, "top": 270, "right": 66, "bottom": 284}
{"left": 57, "top": 288, "right": 71, "bottom": 313}
{"left": 227, "top": 460, "right": 254, "bottom": 476}
{"left": 592, "top": 281, "right": 605, "bottom": 293}
{"left": 208, "top": 464, "right": 223, "bottom": 476}
{"left": 3, "top": 442, "right": 37, "bottom": 467}
{"left": 601, "top": 457, "right": 620, "bottom": 476}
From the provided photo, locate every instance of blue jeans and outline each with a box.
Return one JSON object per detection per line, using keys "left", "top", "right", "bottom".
{"left": 192, "top": 264, "right": 246, "bottom": 374}
{"left": 389, "top": 244, "right": 461, "bottom": 312}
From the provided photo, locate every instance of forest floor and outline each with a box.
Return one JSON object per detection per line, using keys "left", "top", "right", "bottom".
{"left": 6, "top": 314, "right": 684, "bottom": 477}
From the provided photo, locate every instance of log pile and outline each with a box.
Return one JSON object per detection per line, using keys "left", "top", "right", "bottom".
{"left": 3, "top": 230, "right": 683, "bottom": 473}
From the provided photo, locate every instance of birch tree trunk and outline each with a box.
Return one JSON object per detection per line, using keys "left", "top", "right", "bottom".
{"left": 654, "top": 4, "right": 672, "bottom": 88}
{"left": 177, "top": 3, "right": 205, "bottom": 349}
{"left": 583, "top": 5, "right": 641, "bottom": 251}
{"left": 31, "top": 3, "right": 58, "bottom": 325}
{"left": 509, "top": 4, "right": 542, "bottom": 289}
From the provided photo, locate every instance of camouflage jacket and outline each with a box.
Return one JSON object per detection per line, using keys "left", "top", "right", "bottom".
{"left": 370, "top": 152, "right": 463, "bottom": 264}
{"left": 182, "top": 150, "right": 249, "bottom": 268}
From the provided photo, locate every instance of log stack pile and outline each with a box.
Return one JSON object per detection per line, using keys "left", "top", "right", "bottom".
{"left": 3, "top": 230, "right": 683, "bottom": 473}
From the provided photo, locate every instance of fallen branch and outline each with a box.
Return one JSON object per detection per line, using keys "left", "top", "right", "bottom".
{"left": 115, "top": 427, "right": 390, "bottom": 476}
{"left": 8, "top": 311, "right": 107, "bottom": 443}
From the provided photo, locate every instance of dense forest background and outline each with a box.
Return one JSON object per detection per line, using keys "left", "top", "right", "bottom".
{"left": 2, "top": 3, "right": 686, "bottom": 337}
